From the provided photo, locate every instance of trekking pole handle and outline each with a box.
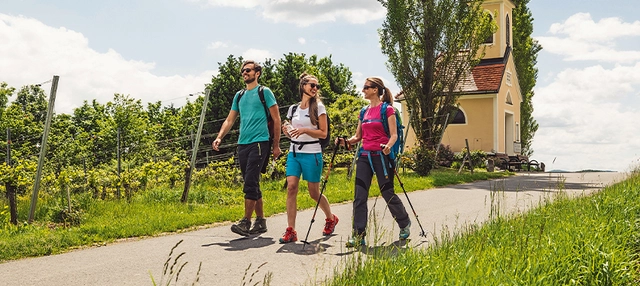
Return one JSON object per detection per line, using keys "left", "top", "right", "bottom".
{"left": 337, "top": 136, "right": 351, "bottom": 151}
{"left": 380, "top": 144, "right": 391, "bottom": 155}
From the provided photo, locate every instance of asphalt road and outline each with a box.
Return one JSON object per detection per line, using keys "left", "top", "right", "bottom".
{"left": 0, "top": 171, "right": 625, "bottom": 286}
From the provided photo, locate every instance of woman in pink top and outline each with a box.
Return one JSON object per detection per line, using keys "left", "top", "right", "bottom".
{"left": 338, "top": 77, "right": 411, "bottom": 247}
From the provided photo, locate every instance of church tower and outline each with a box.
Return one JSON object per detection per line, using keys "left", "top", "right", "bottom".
{"left": 481, "top": 0, "right": 516, "bottom": 59}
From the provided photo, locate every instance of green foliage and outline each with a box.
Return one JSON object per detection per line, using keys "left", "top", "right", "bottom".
{"left": 0, "top": 82, "right": 14, "bottom": 124}
{"left": 378, "top": 0, "right": 495, "bottom": 153}
{"left": 192, "top": 158, "right": 242, "bottom": 187}
{"left": 48, "top": 200, "right": 84, "bottom": 226}
{"left": 436, "top": 144, "right": 454, "bottom": 167}
{"left": 512, "top": 0, "right": 541, "bottom": 157}
{"left": 402, "top": 145, "right": 436, "bottom": 176}
{"left": 454, "top": 148, "right": 487, "bottom": 169}
{"left": 326, "top": 93, "right": 367, "bottom": 140}
{"left": 0, "top": 160, "right": 36, "bottom": 193}
{"left": 1, "top": 85, "right": 47, "bottom": 160}
{"left": 0, "top": 205, "right": 10, "bottom": 229}
{"left": 150, "top": 240, "right": 202, "bottom": 286}
{"left": 330, "top": 173, "right": 640, "bottom": 285}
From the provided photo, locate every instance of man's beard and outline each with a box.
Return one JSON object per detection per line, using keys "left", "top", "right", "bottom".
{"left": 244, "top": 75, "right": 257, "bottom": 84}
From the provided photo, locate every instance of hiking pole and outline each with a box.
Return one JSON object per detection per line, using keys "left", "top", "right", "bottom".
{"left": 381, "top": 144, "right": 427, "bottom": 238}
{"left": 301, "top": 137, "right": 347, "bottom": 248}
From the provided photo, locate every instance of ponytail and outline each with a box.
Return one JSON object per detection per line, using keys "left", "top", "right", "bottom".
{"left": 366, "top": 77, "right": 393, "bottom": 103}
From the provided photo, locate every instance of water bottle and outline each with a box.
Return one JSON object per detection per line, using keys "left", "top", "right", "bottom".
{"left": 283, "top": 120, "right": 294, "bottom": 135}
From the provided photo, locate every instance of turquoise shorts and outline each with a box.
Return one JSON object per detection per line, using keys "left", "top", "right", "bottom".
{"left": 285, "top": 152, "right": 323, "bottom": 183}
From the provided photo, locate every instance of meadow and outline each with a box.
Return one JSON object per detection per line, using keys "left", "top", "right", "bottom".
{"left": 329, "top": 170, "right": 640, "bottom": 285}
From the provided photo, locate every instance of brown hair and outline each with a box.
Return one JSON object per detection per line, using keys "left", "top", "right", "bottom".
{"left": 241, "top": 60, "right": 263, "bottom": 79}
{"left": 299, "top": 72, "right": 322, "bottom": 126}
{"left": 366, "top": 77, "right": 393, "bottom": 104}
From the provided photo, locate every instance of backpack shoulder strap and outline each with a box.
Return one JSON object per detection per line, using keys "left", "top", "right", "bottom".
{"left": 359, "top": 106, "right": 368, "bottom": 121}
{"left": 380, "top": 102, "right": 390, "bottom": 137}
{"left": 236, "top": 89, "right": 247, "bottom": 115}
{"left": 288, "top": 103, "right": 299, "bottom": 119}
{"left": 257, "top": 85, "right": 270, "bottom": 119}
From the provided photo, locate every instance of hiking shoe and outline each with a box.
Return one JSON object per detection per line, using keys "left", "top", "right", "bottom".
{"left": 230, "top": 217, "right": 251, "bottom": 236}
{"left": 279, "top": 227, "right": 297, "bottom": 243}
{"left": 345, "top": 235, "right": 365, "bottom": 248}
{"left": 322, "top": 214, "right": 339, "bottom": 236}
{"left": 399, "top": 221, "right": 411, "bottom": 240}
{"left": 249, "top": 217, "right": 267, "bottom": 234}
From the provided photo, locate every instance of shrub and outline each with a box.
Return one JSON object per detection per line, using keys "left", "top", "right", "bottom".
{"left": 436, "top": 144, "right": 455, "bottom": 167}
{"left": 454, "top": 148, "right": 487, "bottom": 169}
{"left": 410, "top": 146, "right": 436, "bottom": 176}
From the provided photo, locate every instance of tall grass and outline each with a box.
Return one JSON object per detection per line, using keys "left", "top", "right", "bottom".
{"left": 0, "top": 168, "right": 508, "bottom": 262}
{"left": 329, "top": 172, "right": 640, "bottom": 285}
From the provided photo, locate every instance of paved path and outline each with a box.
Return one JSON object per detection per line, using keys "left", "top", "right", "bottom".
{"left": 0, "top": 172, "right": 626, "bottom": 286}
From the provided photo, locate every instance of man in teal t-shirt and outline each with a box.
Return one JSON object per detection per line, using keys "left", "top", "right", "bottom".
{"left": 212, "top": 60, "right": 281, "bottom": 236}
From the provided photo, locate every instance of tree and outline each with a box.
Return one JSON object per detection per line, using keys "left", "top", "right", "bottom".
{"left": 378, "top": 0, "right": 495, "bottom": 174}
{"left": 1, "top": 85, "right": 48, "bottom": 160}
{"left": 105, "top": 94, "right": 154, "bottom": 166}
{"left": 512, "top": 0, "right": 541, "bottom": 157}
{"left": 72, "top": 100, "right": 109, "bottom": 167}
{"left": 0, "top": 82, "right": 12, "bottom": 120}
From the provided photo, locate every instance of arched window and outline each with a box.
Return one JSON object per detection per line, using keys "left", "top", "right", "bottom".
{"left": 451, "top": 107, "right": 466, "bottom": 124}
{"left": 483, "top": 12, "right": 494, "bottom": 44}
{"left": 506, "top": 15, "right": 511, "bottom": 47}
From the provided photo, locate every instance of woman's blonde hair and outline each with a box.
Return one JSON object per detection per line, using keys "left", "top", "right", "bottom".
{"left": 299, "top": 72, "right": 322, "bottom": 126}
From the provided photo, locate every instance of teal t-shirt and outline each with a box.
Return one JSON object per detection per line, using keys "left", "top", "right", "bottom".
{"left": 231, "top": 85, "right": 277, "bottom": 144}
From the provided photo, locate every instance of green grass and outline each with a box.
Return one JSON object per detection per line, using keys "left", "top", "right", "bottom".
{"left": 0, "top": 167, "right": 508, "bottom": 262}
{"left": 329, "top": 172, "right": 640, "bottom": 285}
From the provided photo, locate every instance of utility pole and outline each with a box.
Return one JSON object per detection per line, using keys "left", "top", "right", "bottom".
{"left": 117, "top": 127, "right": 121, "bottom": 199}
{"left": 6, "top": 128, "right": 17, "bottom": 225}
{"left": 181, "top": 89, "right": 210, "bottom": 203}
{"left": 28, "top": 75, "right": 59, "bottom": 223}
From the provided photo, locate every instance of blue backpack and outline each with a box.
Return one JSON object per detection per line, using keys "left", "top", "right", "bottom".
{"left": 359, "top": 102, "right": 405, "bottom": 160}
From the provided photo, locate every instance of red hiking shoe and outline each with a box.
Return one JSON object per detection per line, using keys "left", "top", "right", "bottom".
{"left": 279, "top": 227, "right": 297, "bottom": 243}
{"left": 323, "top": 214, "right": 339, "bottom": 236}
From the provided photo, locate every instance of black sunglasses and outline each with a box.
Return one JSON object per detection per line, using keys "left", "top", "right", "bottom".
{"left": 363, "top": 85, "right": 376, "bottom": 90}
{"left": 241, "top": 68, "right": 253, "bottom": 74}
{"left": 306, "top": 83, "right": 321, "bottom": 89}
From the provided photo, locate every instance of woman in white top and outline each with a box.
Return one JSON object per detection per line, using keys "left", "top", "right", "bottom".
{"left": 279, "top": 73, "right": 339, "bottom": 243}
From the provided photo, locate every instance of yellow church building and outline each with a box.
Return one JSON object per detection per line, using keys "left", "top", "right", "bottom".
{"left": 399, "top": 0, "right": 523, "bottom": 156}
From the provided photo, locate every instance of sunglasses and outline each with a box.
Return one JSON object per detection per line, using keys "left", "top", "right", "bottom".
{"left": 363, "top": 85, "right": 376, "bottom": 90}
{"left": 306, "top": 83, "right": 321, "bottom": 89}
{"left": 241, "top": 68, "right": 253, "bottom": 74}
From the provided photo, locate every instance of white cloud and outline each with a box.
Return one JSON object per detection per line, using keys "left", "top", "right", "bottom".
{"left": 548, "top": 13, "right": 640, "bottom": 42}
{"left": 0, "top": 14, "right": 214, "bottom": 114}
{"left": 189, "top": 0, "right": 385, "bottom": 26}
{"left": 532, "top": 63, "right": 640, "bottom": 172}
{"left": 207, "top": 41, "right": 229, "bottom": 50}
{"left": 298, "top": 37, "right": 306, "bottom": 45}
{"left": 536, "top": 13, "right": 640, "bottom": 63}
{"left": 198, "top": 0, "right": 261, "bottom": 9}
{"left": 242, "top": 49, "right": 273, "bottom": 62}
{"left": 531, "top": 13, "right": 640, "bottom": 172}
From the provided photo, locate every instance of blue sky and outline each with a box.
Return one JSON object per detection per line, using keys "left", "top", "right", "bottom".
{"left": 2, "top": 0, "right": 639, "bottom": 172}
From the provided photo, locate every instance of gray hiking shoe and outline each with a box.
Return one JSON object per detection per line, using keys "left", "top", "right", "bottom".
{"left": 249, "top": 217, "right": 267, "bottom": 234}
{"left": 346, "top": 234, "right": 366, "bottom": 248}
{"left": 399, "top": 221, "right": 411, "bottom": 240}
{"left": 231, "top": 217, "right": 251, "bottom": 236}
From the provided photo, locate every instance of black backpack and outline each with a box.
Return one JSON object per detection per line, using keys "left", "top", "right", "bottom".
{"left": 236, "top": 85, "right": 274, "bottom": 141}
{"left": 289, "top": 103, "right": 331, "bottom": 150}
